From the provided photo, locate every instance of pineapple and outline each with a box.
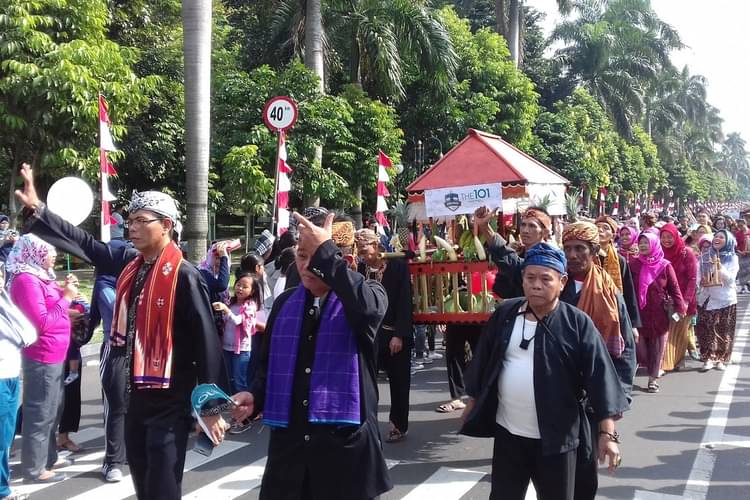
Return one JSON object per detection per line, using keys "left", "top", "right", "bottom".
{"left": 389, "top": 200, "right": 411, "bottom": 251}
{"left": 565, "top": 189, "right": 581, "bottom": 222}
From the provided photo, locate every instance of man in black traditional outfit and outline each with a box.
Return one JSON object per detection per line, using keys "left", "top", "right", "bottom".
{"left": 561, "top": 222, "right": 636, "bottom": 500}
{"left": 460, "top": 243, "right": 627, "bottom": 500}
{"left": 475, "top": 205, "right": 552, "bottom": 299}
{"left": 355, "top": 228, "right": 412, "bottom": 443}
{"left": 232, "top": 211, "right": 392, "bottom": 500}
{"left": 15, "top": 164, "right": 227, "bottom": 500}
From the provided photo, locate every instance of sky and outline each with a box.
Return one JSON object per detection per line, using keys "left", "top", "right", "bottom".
{"left": 524, "top": 0, "right": 750, "bottom": 143}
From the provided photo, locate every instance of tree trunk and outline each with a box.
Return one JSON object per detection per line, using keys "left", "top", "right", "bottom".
{"left": 352, "top": 184, "right": 363, "bottom": 229}
{"left": 305, "top": 0, "right": 324, "bottom": 208}
{"left": 508, "top": 0, "right": 520, "bottom": 67}
{"left": 350, "top": 36, "right": 361, "bottom": 86}
{"left": 182, "top": 0, "right": 212, "bottom": 263}
{"left": 495, "top": 0, "right": 507, "bottom": 38}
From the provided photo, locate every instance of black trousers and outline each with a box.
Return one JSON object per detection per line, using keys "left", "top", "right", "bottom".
{"left": 124, "top": 414, "right": 192, "bottom": 500}
{"left": 491, "top": 424, "right": 576, "bottom": 500}
{"left": 573, "top": 415, "right": 598, "bottom": 500}
{"left": 445, "top": 324, "right": 480, "bottom": 400}
{"left": 58, "top": 362, "right": 81, "bottom": 433}
{"left": 376, "top": 332, "right": 410, "bottom": 433}
{"left": 101, "top": 344, "right": 128, "bottom": 466}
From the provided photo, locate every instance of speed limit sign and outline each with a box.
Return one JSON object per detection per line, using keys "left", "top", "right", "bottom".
{"left": 263, "top": 96, "right": 298, "bottom": 132}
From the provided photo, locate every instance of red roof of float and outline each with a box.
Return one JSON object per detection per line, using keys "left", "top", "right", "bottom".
{"left": 406, "top": 129, "right": 568, "bottom": 192}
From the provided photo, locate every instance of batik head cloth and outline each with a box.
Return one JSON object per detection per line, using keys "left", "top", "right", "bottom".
{"left": 128, "top": 191, "right": 180, "bottom": 222}
{"left": 523, "top": 243, "right": 567, "bottom": 275}
{"left": 562, "top": 222, "right": 599, "bottom": 246}
{"left": 595, "top": 216, "right": 618, "bottom": 235}
{"left": 522, "top": 208, "right": 551, "bottom": 230}
{"left": 332, "top": 221, "right": 355, "bottom": 248}
{"left": 289, "top": 207, "right": 329, "bottom": 234}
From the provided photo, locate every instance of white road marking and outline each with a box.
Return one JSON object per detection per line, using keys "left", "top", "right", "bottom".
{"left": 66, "top": 439, "right": 248, "bottom": 500}
{"left": 182, "top": 457, "right": 267, "bottom": 499}
{"left": 401, "top": 467, "right": 485, "bottom": 500}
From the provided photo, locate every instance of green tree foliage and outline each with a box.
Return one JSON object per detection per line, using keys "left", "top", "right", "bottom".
{"left": 0, "top": 0, "right": 156, "bottom": 210}
{"left": 221, "top": 145, "right": 275, "bottom": 217}
{"left": 398, "top": 6, "right": 540, "bottom": 175}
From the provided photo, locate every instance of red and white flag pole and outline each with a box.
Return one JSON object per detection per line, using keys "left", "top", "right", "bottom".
{"left": 374, "top": 150, "right": 393, "bottom": 234}
{"left": 99, "top": 94, "right": 118, "bottom": 243}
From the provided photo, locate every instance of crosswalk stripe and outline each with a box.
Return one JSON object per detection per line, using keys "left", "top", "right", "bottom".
{"left": 400, "top": 467, "right": 486, "bottom": 500}
{"left": 12, "top": 424, "right": 104, "bottom": 445}
{"left": 10, "top": 426, "right": 105, "bottom": 466}
{"left": 66, "top": 439, "right": 249, "bottom": 500}
{"left": 11, "top": 450, "right": 106, "bottom": 496}
{"left": 183, "top": 457, "right": 267, "bottom": 499}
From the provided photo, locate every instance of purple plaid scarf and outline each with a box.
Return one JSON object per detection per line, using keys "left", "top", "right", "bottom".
{"left": 263, "top": 286, "right": 361, "bottom": 428}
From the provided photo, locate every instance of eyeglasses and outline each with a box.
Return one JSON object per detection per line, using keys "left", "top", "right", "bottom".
{"left": 127, "top": 217, "right": 163, "bottom": 228}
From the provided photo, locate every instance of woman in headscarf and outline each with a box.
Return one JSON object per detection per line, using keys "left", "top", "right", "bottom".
{"left": 660, "top": 224, "right": 699, "bottom": 371}
{"left": 696, "top": 230, "right": 739, "bottom": 372}
{"left": 6, "top": 234, "right": 78, "bottom": 483}
{"left": 734, "top": 218, "right": 750, "bottom": 294}
{"left": 618, "top": 225, "right": 639, "bottom": 263}
{"left": 629, "top": 232, "right": 685, "bottom": 393}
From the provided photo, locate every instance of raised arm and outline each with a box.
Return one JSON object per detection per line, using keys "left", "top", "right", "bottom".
{"left": 16, "top": 164, "right": 131, "bottom": 274}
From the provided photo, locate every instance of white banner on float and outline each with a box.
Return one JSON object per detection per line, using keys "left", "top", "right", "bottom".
{"left": 424, "top": 183, "right": 502, "bottom": 218}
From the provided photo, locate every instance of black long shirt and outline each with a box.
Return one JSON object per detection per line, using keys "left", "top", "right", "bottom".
{"left": 250, "top": 240, "right": 392, "bottom": 500}
{"left": 357, "top": 257, "right": 413, "bottom": 346}
{"left": 461, "top": 298, "right": 628, "bottom": 456}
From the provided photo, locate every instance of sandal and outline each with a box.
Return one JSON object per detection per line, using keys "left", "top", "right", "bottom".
{"left": 57, "top": 439, "right": 83, "bottom": 453}
{"left": 435, "top": 400, "right": 466, "bottom": 413}
{"left": 647, "top": 381, "right": 660, "bottom": 393}
{"left": 386, "top": 428, "right": 407, "bottom": 443}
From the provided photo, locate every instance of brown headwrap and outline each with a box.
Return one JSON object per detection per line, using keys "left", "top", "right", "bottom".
{"left": 523, "top": 208, "right": 552, "bottom": 231}
{"left": 595, "top": 216, "right": 624, "bottom": 292}
{"left": 595, "top": 216, "right": 618, "bottom": 235}
{"left": 332, "top": 221, "right": 355, "bottom": 248}
{"left": 561, "top": 221, "right": 599, "bottom": 245}
{"left": 562, "top": 221, "right": 624, "bottom": 357}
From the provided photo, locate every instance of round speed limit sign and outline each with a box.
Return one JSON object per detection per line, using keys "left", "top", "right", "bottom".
{"left": 262, "top": 96, "right": 298, "bottom": 132}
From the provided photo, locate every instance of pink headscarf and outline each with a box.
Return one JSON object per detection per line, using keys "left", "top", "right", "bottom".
{"left": 618, "top": 225, "right": 639, "bottom": 258}
{"left": 636, "top": 232, "right": 669, "bottom": 309}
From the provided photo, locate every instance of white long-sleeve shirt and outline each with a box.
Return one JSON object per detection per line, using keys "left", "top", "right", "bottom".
{"left": 697, "top": 255, "right": 739, "bottom": 310}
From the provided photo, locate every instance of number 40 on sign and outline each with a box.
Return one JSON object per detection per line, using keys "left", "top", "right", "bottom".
{"left": 263, "top": 96, "right": 298, "bottom": 132}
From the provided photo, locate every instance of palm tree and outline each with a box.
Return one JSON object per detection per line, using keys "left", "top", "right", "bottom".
{"left": 182, "top": 0, "right": 212, "bottom": 261}
{"left": 720, "top": 133, "right": 750, "bottom": 183}
{"left": 552, "top": 0, "right": 682, "bottom": 136}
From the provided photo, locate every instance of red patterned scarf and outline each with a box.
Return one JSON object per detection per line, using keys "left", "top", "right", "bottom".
{"left": 113, "top": 243, "right": 183, "bottom": 389}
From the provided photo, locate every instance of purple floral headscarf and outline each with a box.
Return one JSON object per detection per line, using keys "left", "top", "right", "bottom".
{"left": 5, "top": 234, "right": 56, "bottom": 283}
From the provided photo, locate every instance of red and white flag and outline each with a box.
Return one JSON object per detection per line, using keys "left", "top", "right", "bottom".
{"left": 99, "top": 95, "right": 118, "bottom": 243}
{"left": 612, "top": 199, "right": 619, "bottom": 217}
{"left": 374, "top": 150, "right": 393, "bottom": 232}
{"left": 635, "top": 194, "right": 641, "bottom": 216}
{"left": 598, "top": 187, "right": 607, "bottom": 216}
{"left": 276, "top": 131, "right": 293, "bottom": 236}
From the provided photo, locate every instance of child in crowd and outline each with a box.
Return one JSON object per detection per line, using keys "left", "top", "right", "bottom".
{"left": 212, "top": 270, "right": 265, "bottom": 434}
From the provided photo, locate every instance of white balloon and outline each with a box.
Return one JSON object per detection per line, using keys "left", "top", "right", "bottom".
{"left": 47, "top": 177, "right": 94, "bottom": 226}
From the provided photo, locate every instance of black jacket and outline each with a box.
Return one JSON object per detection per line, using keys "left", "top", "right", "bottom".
{"left": 487, "top": 233, "right": 526, "bottom": 298}
{"left": 460, "top": 298, "right": 628, "bottom": 456}
{"left": 358, "top": 258, "right": 413, "bottom": 346}
{"left": 26, "top": 206, "right": 228, "bottom": 422}
{"left": 252, "top": 240, "right": 392, "bottom": 500}
{"left": 561, "top": 280, "right": 636, "bottom": 404}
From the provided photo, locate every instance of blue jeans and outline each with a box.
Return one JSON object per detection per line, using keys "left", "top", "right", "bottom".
{"left": 223, "top": 350, "right": 251, "bottom": 393}
{"left": 0, "top": 377, "right": 20, "bottom": 497}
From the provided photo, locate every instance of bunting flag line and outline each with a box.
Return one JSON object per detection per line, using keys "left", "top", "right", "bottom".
{"left": 99, "top": 95, "right": 118, "bottom": 243}
{"left": 276, "top": 131, "right": 293, "bottom": 236}
{"left": 374, "top": 150, "right": 392, "bottom": 233}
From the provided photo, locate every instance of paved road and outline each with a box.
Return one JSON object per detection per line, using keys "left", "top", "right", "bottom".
{"left": 9, "top": 296, "right": 750, "bottom": 499}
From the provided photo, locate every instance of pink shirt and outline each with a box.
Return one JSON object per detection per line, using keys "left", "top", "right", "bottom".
{"left": 10, "top": 272, "right": 71, "bottom": 364}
